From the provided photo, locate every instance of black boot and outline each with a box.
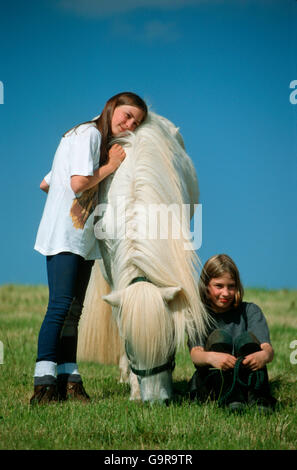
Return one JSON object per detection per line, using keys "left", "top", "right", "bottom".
{"left": 57, "top": 373, "right": 90, "bottom": 402}
{"left": 189, "top": 329, "right": 234, "bottom": 402}
{"left": 216, "top": 367, "right": 246, "bottom": 412}
{"left": 234, "top": 332, "right": 276, "bottom": 413}
{"left": 188, "top": 366, "right": 217, "bottom": 402}
{"left": 57, "top": 374, "right": 68, "bottom": 401}
{"left": 246, "top": 367, "right": 277, "bottom": 412}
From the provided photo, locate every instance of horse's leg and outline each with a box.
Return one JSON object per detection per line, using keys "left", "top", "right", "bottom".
{"left": 129, "top": 370, "right": 141, "bottom": 401}
{"left": 119, "top": 353, "right": 130, "bottom": 383}
{"left": 119, "top": 352, "right": 141, "bottom": 400}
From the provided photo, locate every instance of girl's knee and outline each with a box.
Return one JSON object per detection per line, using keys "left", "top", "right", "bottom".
{"left": 234, "top": 331, "right": 261, "bottom": 357}
{"left": 205, "top": 329, "right": 233, "bottom": 353}
{"left": 63, "top": 298, "right": 83, "bottom": 325}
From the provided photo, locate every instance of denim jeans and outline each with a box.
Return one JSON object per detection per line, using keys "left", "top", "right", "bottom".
{"left": 36, "top": 252, "right": 94, "bottom": 365}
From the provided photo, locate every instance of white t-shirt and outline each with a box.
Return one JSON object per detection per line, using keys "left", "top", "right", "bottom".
{"left": 34, "top": 123, "right": 102, "bottom": 260}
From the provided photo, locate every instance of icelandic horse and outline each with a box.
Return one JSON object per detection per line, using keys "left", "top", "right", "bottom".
{"left": 77, "top": 112, "right": 209, "bottom": 403}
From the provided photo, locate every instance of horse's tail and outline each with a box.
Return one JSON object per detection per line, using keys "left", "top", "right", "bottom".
{"left": 77, "top": 260, "right": 122, "bottom": 365}
{"left": 119, "top": 282, "right": 175, "bottom": 370}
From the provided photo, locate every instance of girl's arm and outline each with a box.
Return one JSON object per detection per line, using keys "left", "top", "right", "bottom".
{"left": 40, "top": 170, "right": 51, "bottom": 193}
{"left": 190, "top": 346, "right": 237, "bottom": 371}
{"left": 71, "top": 144, "right": 125, "bottom": 194}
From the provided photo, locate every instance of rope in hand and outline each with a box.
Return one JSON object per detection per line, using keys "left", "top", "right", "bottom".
{"left": 217, "top": 356, "right": 265, "bottom": 405}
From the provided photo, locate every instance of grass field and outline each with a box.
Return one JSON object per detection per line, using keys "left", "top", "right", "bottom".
{"left": 0, "top": 284, "right": 296, "bottom": 451}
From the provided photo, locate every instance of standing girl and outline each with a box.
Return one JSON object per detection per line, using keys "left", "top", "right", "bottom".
{"left": 31, "top": 92, "right": 147, "bottom": 404}
{"left": 188, "top": 254, "right": 276, "bottom": 412}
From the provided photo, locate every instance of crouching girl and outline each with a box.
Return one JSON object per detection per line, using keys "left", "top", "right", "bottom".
{"left": 188, "top": 254, "right": 276, "bottom": 412}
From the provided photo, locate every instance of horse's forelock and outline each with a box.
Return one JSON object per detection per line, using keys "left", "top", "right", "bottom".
{"left": 119, "top": 282, "right": 175, "bottom": 370}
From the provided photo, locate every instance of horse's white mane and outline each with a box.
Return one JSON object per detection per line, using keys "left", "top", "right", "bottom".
{"left": 96, "top": 112, "right": 209, "bottom": 352}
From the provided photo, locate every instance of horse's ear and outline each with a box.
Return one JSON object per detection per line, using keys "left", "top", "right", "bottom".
{"left": 102, "top": 290, "right": 123, "bottom": 306}
{"left": 159, "top": 286, "right": 181, "bottom": 302}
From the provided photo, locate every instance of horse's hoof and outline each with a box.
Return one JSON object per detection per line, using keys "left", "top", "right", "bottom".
{"left": 129, "top": 395, "right": 141, "bottom": 401}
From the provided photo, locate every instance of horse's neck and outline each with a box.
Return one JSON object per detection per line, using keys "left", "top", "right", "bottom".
{"left": 113, "top": 253, "right": 143, "bottom": 290}
{"left": 97, "top": 113, "right": 199, "bottom": 291}
{"left": 97, "top": 166, "right": 141, "bottom": 289}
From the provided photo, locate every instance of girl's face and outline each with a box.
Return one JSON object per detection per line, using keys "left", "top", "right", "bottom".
{"left": 207, "top": 273, "right": 236, "bottom": 313}
{"left": 111, "top": 105, "right": 145, "bottom": 135}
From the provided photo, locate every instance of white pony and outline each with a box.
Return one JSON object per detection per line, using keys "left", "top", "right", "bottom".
{"left": 77, "top": 112, "right": 209, "bottom": 403}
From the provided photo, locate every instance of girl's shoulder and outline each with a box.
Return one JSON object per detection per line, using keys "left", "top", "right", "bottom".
{"left": 65, "top": 123, "right": 101, "bottom": 139}
{"left": 240, "top": 302, "right": 267, "bottom": 324}
{"left": 76, "top": 123, "right": 100, "bottom": 135}
{"left": 241, "top": 301, "right": 262, "bottom": 313}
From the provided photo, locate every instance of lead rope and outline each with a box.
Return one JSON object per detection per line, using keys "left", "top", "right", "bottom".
{"left": 217, "top": 356, "right": 265, "bottom": 405}
{"left": 217, "top": 357, "right": 244, "bottom": 406}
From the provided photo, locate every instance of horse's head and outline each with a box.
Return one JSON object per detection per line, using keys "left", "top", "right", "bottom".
{"left": 103, "top": 280, "right": 181, "bottom": 403}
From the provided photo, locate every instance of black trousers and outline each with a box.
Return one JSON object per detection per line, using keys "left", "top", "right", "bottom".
{"left": 189, "top": 329, "right": 275, "bottom": 408}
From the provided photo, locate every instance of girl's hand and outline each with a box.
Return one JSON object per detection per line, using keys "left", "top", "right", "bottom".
{"left": 108, "top": 144, "right": 126, "bottom": 171}
{"left": 209, "top": 352, "right": 237, "bottom": 370}
{"left": 71, "top": 144, "right": 126, "bottom": 193}
{"left": 242, "top": 343, "right": 274, "bottom": 371}
{"left": 242, "top": 351, "right": 268, "bottom": 371}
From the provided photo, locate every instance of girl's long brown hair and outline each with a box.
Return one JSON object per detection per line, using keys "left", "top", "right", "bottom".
{"left": 199, "top": 254, "right": 244, "bottom": 309}
{"left": 64, "top": 92, "right": 148, "bottom": 167}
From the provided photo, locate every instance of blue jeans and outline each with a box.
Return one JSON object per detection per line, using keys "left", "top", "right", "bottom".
{"left": 36, "top": 252, "right": 94, "bottom": 365}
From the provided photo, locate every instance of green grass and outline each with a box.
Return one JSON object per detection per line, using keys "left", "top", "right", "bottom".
{"left": 0, "top": 285, "right": 296, "bottom": 450}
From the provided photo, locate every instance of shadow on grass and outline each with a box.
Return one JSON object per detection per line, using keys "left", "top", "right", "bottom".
{"left": 172, "top": 380, "right": 191, "bottom": 404}
{"left": 88, "top": 374, "right": 294, "bottom": 410}
{"left": 172, "top": 375, "right": 295, "bottom": 413}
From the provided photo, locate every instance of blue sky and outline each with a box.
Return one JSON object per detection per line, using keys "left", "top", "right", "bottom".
{"left": 0, "top": 0, "right": 296, "bottom": 289}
